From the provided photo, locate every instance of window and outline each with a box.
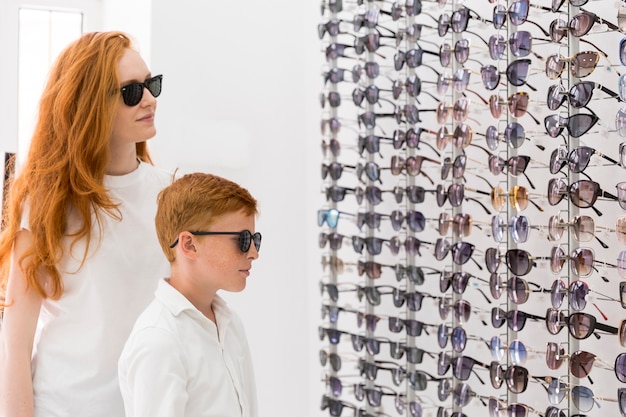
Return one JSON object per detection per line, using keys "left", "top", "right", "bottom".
{"left": 17, "top": 8, "right": 82, "bottom": 164}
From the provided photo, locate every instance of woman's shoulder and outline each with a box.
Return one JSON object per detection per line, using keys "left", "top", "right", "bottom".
{"left": 138, "top": 162, "right": 176, "bottom": 188}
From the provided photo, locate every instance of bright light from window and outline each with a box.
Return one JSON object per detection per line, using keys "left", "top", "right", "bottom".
{"left": 17, "top": 8, "right": 82, "bottom": 166}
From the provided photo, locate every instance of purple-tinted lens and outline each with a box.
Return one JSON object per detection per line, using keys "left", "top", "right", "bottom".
{"left": 509, "top": 30, "right": 532, "bottom": 57}
{"left": 488, "top": 34, "right": 506, "bottom": 60}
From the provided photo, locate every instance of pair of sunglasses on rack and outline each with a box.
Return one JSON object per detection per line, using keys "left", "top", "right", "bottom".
{"left": 549, "top": 145, "right": 618, "bottom": 175}
{"left": 485, "top": 247, "right": 550, "bottom": 276}
{"left": 546, "top": 308, "right": 619, "bottom": 340}
{"left": 544, "top": 111, "right": 599, "bottom": 139}
{"left": 488, "top": 31, "right": 546, "bottom": 61}
{"left": 547, "top": 178, "right": 618, "bottom": 216}
{"left": 546, "top": 81, "right": 622, "bottom": 111}
{"left": 437, "top": 7, "right": 491, "bottom": 37}
{"left": 545, "top": 343, "right": 617, "bottom": 380}
{"left": 549, "top": 279, "right": 622, "bottom": 313}
{"left": 492, "top": 0, "right": 551, "bottom": 36}
{"left": 481, "top": 59, "right": 535, "bottom": 91}
{"left": 489, "top": 274, "right": 546, "bottom": 305}
{"left": 549, "top": 245, "right": 617, "bottom": 278}
{"left": 547, "top": 213, "right": 610, "bottom": 248}
{"left": 545, "top": 51, "right": 619, "bottom": 80}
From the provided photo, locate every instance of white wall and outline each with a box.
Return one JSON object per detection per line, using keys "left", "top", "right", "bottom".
{"left": 148, "top": 2, "right": 323, "bottom": 416}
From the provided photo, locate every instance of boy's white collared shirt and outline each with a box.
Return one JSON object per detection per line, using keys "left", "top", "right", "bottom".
{"left": 118, "top": 278, "right": 258, "bottom": 417}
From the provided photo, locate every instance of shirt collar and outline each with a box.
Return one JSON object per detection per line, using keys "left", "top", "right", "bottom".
{"left": 155, "top": 278, "right": 231, "bottom": 327}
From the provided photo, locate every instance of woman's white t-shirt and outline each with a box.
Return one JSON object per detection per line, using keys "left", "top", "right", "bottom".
{"left": 24, "top": 162, "right": 172, "bottom": 417}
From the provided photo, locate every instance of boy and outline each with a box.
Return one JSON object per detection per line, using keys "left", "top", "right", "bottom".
{"left": 118, "top": 172, "right": 261, "bottom": 417}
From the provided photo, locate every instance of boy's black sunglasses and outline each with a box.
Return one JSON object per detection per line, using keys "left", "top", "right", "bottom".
{"left": 120, "top": 74, "right": 163, "bottom": 106}
{"left": 169, "top": 230, "right": 262, "bottom": 252}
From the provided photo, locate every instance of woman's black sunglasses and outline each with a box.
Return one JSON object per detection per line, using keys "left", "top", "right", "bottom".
{"left": 120, "top": 74, "right": 163, "bottom": 106}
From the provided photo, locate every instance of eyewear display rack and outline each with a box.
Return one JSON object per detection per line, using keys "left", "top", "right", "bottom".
{"left": 318, "top": 1, "right": 626, "bottom": 417}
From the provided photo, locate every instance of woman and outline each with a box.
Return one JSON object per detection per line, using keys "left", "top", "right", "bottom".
{"left": 0, "top": 31, "right": 172, "bottom": 417}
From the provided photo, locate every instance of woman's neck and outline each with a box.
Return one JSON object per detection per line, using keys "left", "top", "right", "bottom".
{"left": 106, "top": 145, "right": 139, "bottom": 175}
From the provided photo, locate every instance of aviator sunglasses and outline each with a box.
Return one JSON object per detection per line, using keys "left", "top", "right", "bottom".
{"left": 169, "top": 230, "right": 261, "bottom": 252}
{"left": 120, "top": 74, "right": 163, "bottom": 106}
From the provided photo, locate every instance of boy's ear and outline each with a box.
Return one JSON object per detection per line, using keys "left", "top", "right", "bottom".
{"left": 178, "top": 232, "right": 198, "bottom": 258}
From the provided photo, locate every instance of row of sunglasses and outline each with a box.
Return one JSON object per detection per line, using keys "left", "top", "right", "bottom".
{"left": 319, "top": 208, "right": 626, "bottom": 245}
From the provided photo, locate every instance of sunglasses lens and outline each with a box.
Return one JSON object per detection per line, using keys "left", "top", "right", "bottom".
{"left": 449, "top": 184, "right": 465, "bottom": 207}
{"left": 146, "top": 75, "right": 162, "bottom": 97}
{"left": 507, "top": 277, "right": 529, "bottom": 305}
{"left": 569, "top": 82, "right": 594, "bottom": 108}
{"left": 569, "top": 312, "right": 596, "bottom": 339}
{"left": 121, "top": 83, "right": 144, "bottom": 106}
{"left": 569, "top": 281, "right": 589, "bottom": 311}
{"left": 546, "top": 342, "right": 564, "bottom": 370}
{"left": 618, "top": 182, "right": 626, "bottom": 210}
{"left": 507, "top": 59, "right": 530, "bottom": 86}
{"left": 452, "top": 242, "right": 474, "bottom": 265}
{"left": 488, "top": 34, "right": 506, "bottom": 60}
{"left": 572, "top": 386, "right": 595, "bottom": 412}
{"left": 546, "top": 55, "right": 566, "bottom": 79}
{"left": 490, "top": 336, "right": 504, "bottom": 361}
{"left": 550, "top": 279, "right": 566, "bottom": 308}
{"left": 509, "top": 31, "right": 531, "bottom": 57}
{"left": 570, "top": 247, "right": 594, "bottom": 277}
{"left": 505, "top": 249, "right": 532, "bottom": 276}
{"left": 450, "top": 326, "right": 467, "bottom": 352}
{"left": 569, "top": 12, "right": 595, "bottom": 37}
{"left": 509, "top": 0, "right": 529, "bottom": 24}
{"left": 572, "top": 113, "right": 599, "bottom": 138}
{"left": 491, "top": 215, "right": 505, "bottom": 242}
{"left": 481, "top": 65, "right": 499, "bottom": 90}
{"left": 616, "top": 353, "right": 626, "bottom": 383}
{"left": 509, "top": 340, "right": 527, "bottom": 365}
{"left": 550, "top": 245, "right": 566, "bottom": 274}
{"left": 491, "top": 307, "right": 506, "bottom": 328}
{"left": 572, "top": 52, "right": 600, "bottom": 78}
{"left": 486, "top": 247, "right": 501, "bottom": 273}
{"left": 547, "top": 379, "right": 567, "bottom": 405}
{"left": 549, "top": 18, "right": 567, "bottom": 42}
{"left": 505, "top": 122, "right": 525, "bottom": 148}
{"left": 493, "top": 5, "right": 506, "bottom": 28}
{"left": 510, "top": 215, "right": 530, "bottom": 243}
{"left": 570, "top": 351, "right": 596, "bottom": 379}
{"left": 486, "top": 125, "right": 499, "bottom": 150}
{"left": 573, "top": 215, "right": 594, "bottom": 242}
{"left": 489, "top": 272, "right": 503, "bottom": 299}
{"left": 504, "top": 365, "right": 528, "bottom": 394}
{"left": 547, "top": 84, "right": 566, "bottom": 111}
{"left": 547, "top": 178, "right": 566, "bottom": 206}
{"left": 546, "top": 308, "right": 565, "bottom": 335}
{"left": 570, "top": 180, "right": 599, "bottom": 208}
{"left": 548, "top": 214, "right": 565, "bottom": 241}
{"left": 618, "top": 251, "right": 626, "bottom": 280}
{"left": 490, "top": 361, "right": 504, "bottom": 389}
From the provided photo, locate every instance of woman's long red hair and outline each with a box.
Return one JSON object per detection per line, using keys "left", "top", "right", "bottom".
{"left": 0, "top": 31, "right": 153, "bottom": 303}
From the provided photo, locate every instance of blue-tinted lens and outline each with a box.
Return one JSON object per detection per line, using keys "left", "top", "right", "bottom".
{"left": 451, "top": 326, "right": 467, "bottom": 352}
{"left": 572, "top": 386, "right": 596, "bottom": 412}
{"left": 509, "top": 340, "right": 528, "bottom": 365}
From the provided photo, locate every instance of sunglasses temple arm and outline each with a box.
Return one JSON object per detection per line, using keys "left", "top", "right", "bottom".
{"left": 594, "top": 234, "right": 609, "bottom": 249}
{"left": 599, "top": 152, "right": 619, "bottom": 166}
{"left": 466, "top": 197, "right": 492, "bottom": 216}
{"left": 523, "top": 172, "right": 536, "bottom": 190}
{"left": 598, "top": 84, "right": 622, "bottom": 102}
{"left": 528, "top": 198, "right": 544, "bottom": 212}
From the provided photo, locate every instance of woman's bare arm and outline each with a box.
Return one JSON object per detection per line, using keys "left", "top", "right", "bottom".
{"left": 0, "top": 230, "right": 44, "bottom": 417}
